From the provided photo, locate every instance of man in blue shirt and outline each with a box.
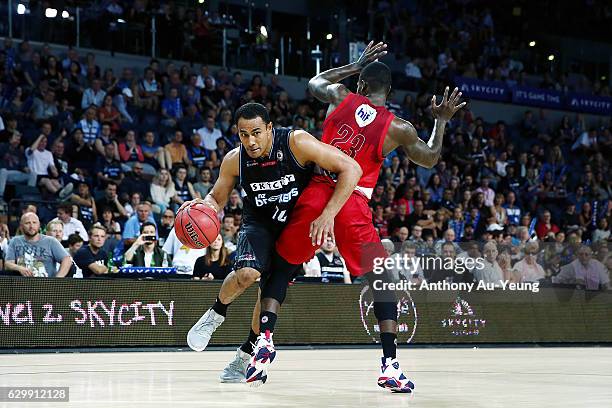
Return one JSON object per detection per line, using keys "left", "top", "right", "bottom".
{"left": 122, "top": 202, "right": 156, "bottom": 246}
{"left": 161, "top": 87, "right": 183, "bottom": 127}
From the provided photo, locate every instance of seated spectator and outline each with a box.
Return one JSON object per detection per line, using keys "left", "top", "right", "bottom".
{"left": 162, "top": 228, "right": 206, "bottom": 275}
{"left": 98, "top": 94, "right": 121, "bottom": 134}
{"left": 173, "top": 165, "right": 198, "bottom": 204}
{"left": 119, "top": 163, "right": 150, "bottom": 203}
{"left": 96, "top": 181, "right": 127, "bottom": 221}
{"left": 188, "top": 132, "right": 217, "bottom": 170}
{"left": 122, "top": 202, "right": 156, "bottom": 245}
{"left": 473, "top": 241, "right": 503, "bottom": 286}
{"left": 150, "top": 168, "right": 177, "bottom": 213}
{"left": 124, "top": 222, "right": 168, "bottom": 267}
{"left": 197, "top": 116, "right": 222, "bottom": 151}
{"left": 193, "top": 234, "right": 232, "bottom": 280}
{"left": 77, "top": 106, "right": 101, "bottom": 145}
{"left": 224, "top": 189, "right": 243, "bottom": 216}
{"left": 32, "top": 89, "right": 59, "bottom": 122}
{"left": 194, "top": 167, "right": 214, "bottom": 198}
{"left": 74, "top": 225, "right": 109, "bottom": 277}
{"left": 302, "top": 237, "right": 350, "bottom": 283}
{"left": 390, "top": 241, "right": 425, "bottom": 284}
{"left": 513, "top": 241, "right": 546, "bottom": 282}
{"left": 592, "top": 218, "right": 610, "bottom": 243}
{"left": 0, "top": 132, "right": 36, "bottom": 204}
{"left": 5, "top": 212, "right": 71, "bottom": 277}
{"left": 67, "top": 233, "right": 84, "bottom": 258}
{"left": 179, "top": 104, "right": 205, "bottom": 138}
{"left": 118, "top": 130, "right": 145, "bottom": 169}
{"left": 65, "top": 128, "right": 96, "bottom": 174}
{"left": 0, "top": 223, "right": 9, "bottom": 254}
{"left": 142, "top": 131, "right": 171, "bottom": 170}
{"left": 164, "top": 130, "right": 191, "bottom": 168}
{"left": 497, "top": 252, "right": 519, "bottom": 283}
{"left": 70, "top": 182, "right": 97, "bottom": 229}
{"left": 26, "top": 134, "right": 73, "bottom": 199}
{"left": 158, "top": 209, "right": 175, "bottom": 246}
{"left": 54, "top": 202, "right": 89, "bottom": 242}
{"left": 81, "top": 79, "right": 106, "bottom": 109}
{"left": 45, "top": 220, "right": 64, "bottom": 244}
{"left": 123, "top": 191, "right": 141, "bottom": 219}
{"left": 95, "top": 143, "right": 124, "bottom": 186}
{"left": 139, "top": 67, "right": 162, "bottom": 111}
{"left": 161, "top": 87, "right": 183, "bottom": 127}
{"left": 553, "top": 245, "right": 609, "bottom": 290}
{"left": 100, "top": 207, "right": 122, "bottom": 242}
{"left": 535, "top": 210, "right": 560, "bottom": 240}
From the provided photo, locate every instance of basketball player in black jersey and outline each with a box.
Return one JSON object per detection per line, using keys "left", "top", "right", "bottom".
{"left": 186, "top": 103, "right": 362, "bottom": 381}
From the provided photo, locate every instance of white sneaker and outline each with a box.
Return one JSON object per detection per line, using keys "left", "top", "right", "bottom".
{"left": 377, "top": 357, "right": 415, "bottom": 393}
{"left": 58, "top": 183, "right": 74, "bottom": 200}
{"left": 245, "top": 331, "right": 276, "bottom": 387}
{"left": 219, "top": 347, "right": 251, "bottom": 383}
{"left": 187, "top": 309, "right": 225, "bottom": 352}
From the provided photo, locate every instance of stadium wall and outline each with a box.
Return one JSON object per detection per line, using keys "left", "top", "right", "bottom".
{"left": 1, "top": 277, "right": 610, "bottom": 348}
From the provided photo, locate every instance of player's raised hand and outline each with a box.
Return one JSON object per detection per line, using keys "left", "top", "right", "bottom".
{"left": 431, "top": 86, "right": 466, "bottom": 121}
{"left": 355, "top": 41, "right": 388, "bottom": 69}
{"left": 309, "top": 212, "right": 335, "bottom": 247}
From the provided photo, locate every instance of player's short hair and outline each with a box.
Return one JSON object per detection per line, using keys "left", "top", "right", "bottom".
{"left": 234, "top": 102, "right": 271, "bottom": 125}
{"left": 359, "top": 61, "right": 391, "bottom": 93}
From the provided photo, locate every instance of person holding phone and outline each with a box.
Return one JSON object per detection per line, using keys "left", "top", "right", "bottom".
{"left": 124, "top": 222, "right": 168, "bottom": 267}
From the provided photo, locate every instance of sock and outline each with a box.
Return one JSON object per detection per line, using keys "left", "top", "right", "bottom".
{"left": 239, "top": 329, "right": 258, "bottom": 354}
{"left": 211, "top": 297, "right": 230, "bottom": 317}
{"left": 259, "top": 311, "right": 277, "bottom": 335}
{"left": 380, "top": 332, "right": 397, "bottom": 360}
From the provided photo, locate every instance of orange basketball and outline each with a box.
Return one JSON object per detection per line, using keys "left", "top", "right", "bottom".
{"left": 175, "top": 202, "right": 220, "bottom": 249}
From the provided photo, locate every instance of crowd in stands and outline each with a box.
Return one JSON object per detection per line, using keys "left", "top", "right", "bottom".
{"left": 0, "top": 39, "right": 609, "bottom": 290}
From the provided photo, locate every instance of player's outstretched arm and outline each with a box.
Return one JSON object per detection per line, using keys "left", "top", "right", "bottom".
{"left": 308, "top": 40, "right": 388, "bottom": 104}
{"left": 290, "top": 130, "right": 362, "bottom": 245}
{"left": 384, "top": 86, "right": 466, "bottom": 168}
{"left": 178, "top": 148, "right": 239, "bottom": 214}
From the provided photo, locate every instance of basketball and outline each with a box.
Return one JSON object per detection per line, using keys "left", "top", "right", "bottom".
{"left": 175, "top": 202, "right": 220, "bottom": 249}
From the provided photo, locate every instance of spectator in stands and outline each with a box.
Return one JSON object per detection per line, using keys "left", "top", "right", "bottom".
{"left": 67, "top": 233, "right": 84, "bottom": 258}
{"left": 74, "top": 224, "right": 109, "bottom": 278}
{"left": 123, "top": 202, "right": 156, "bottom": 244}
{"left": 26, "top": 134, "right": 73, "bottom": 199}
{"left": 0, "top": 223, "right": 9, "bottom": 254}
{"left": 0, "top": 132, "right": 36, "bottom": 204}
{"left": 95, "top": 181, "right": 127, "bottom": 221}
{"left": 119, "top": 162, "right": 149, "bottom": 203}
{"left": 32, "top": 89, "right": 59, "bottom": 122}
{"left": 70, "top": 182, "right": 97, "bottom": 228}
{"left": 164, "top": 130, "right": 190, "bottom": 168}
{"left": 173, "top": 165, "right": 198, "bottom": 204}
{"left": 197, "top": 116, "right": 222, "bottom": 151}
{"left": 473, "top": 241, "right": 503, "bottom": 286}
{"left": 124, "top": 222, "right": 168, "bottom": 267}
{"left": 161, "top": 87, "right": 183, "bottom": 127}
{"left": 158, "top": 209, "right": 175, "bottom": 246}
{"left": 535, "top": 210, "right": 560, "bottom": 240}
{"left": 77, "top": 106, "right": 101, "bottom": 145}
{"left": 150, "top": 168, "right": 177, "bottom": 213}
{"left": 189, "top": 132, "right": 217, "bottom": 171}
{"left": 118, "top": 130, "right": 145, "bottom": 169}
{"left": 142, "top": 131, "right": 171, "bottom": 170}
{"left": 193, "top": 167, "right": 213, "bottom": 198}
{"left": 81, "top": 79, "right": 106, "bottom": 109}
{"left": 592, "top": 218, "right": 610, "bottom": 243}
{"left": 95, "top": 143, "right": 124, "bottom": 186}
{"left": 139, "top": 67, "right": 162, "bottom": 110}
{"left": 54, "top": 202, "right": 89, "bottom": 242}
{"left": 98, "top": 94, "right": 121, "bottom": 134}
{"left": 45, "top": 219, "right": 64, "bottom": 243}
{"left": 513, "top": 241, "right": 546, "bottom": 283}
{"left": 100, "top": 207, "right": 121, "bottom": 242}
{"left": 553, "top": 245, "right": 609, "bottom": 291}
{"left": 302, "top": 237, "right": 350, "bottom": 283}
{"left": 5, "top": 212, "right": 71, "bottom": 277}
{"left": 193, "top": 234, "right": 232, "bottom": 280}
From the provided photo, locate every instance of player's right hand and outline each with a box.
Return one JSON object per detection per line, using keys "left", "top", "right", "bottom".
{"left": 355, "top": 41, "right": 388, "bottom": 68}
{"left": 309, "top": 212, "right": 335, "bottom": 247}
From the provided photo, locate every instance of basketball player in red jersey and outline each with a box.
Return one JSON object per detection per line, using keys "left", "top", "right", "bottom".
{"left": 247, "top": 41, "right": 466, "bottom": 391}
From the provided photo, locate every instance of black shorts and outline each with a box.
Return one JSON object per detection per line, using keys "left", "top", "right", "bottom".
{"left": 233, "top": 221, "right": 282, "bottom": 278}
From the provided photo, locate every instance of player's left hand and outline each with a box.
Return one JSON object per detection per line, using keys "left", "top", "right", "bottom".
{"left": 431, "top": 86, "right": 466, "bottom": 121}
{"left": 309, "top": 213, "right": 335, "bottom": 246}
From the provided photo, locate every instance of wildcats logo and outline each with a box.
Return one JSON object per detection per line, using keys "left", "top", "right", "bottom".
{"left": 250, "top": 174, "right": 296, "bottom": 191}
{"left": 184, "top": 221, "right": 205, "bottom": 248}
{"left": 355, "top": 104, "right": 377, "bottom": 127}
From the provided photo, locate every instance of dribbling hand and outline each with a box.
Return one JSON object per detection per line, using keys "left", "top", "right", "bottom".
{"left": 431, "top": 86, "right": 466, "bottom": 122}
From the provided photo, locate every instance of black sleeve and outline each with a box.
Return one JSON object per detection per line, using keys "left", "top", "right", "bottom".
{"left": 192, "top": 256, "right": 207, "bottom": 278}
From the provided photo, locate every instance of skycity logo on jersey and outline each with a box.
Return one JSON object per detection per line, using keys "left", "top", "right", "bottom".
{"left": 359, "top": 285, "right": 418, "bottom": 344}
{"left": 355, "top": 104, "right": 377, "bottom": 127}
{"left": 441, "top": 297, "right": 486, "bottom": 336}
{"left": 250, "top": 174, "right": 296, "bottom": 191}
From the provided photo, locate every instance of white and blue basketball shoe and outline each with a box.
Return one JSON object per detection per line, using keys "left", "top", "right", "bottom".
{"left": 245, "top": 331, "right": 276, "bottom": 386}
{"left": 377, "top": 357, "right": 415, "bottom": 393}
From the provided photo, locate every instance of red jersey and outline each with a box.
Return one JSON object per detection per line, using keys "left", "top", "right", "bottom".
{"left": 315, "top": 92, "right": 394, "bottom": 199}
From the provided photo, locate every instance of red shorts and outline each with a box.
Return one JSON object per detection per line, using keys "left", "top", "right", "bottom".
{"left": 275, "top": 178, "right": 387, "bottom": 277}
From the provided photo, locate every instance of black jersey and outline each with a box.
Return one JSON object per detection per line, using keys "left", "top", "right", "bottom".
{"left": 239, "top": 127, "right": 313, "bottom": 229}
{"left": 316, "top": 252, "right": 346, "bottom": 283}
